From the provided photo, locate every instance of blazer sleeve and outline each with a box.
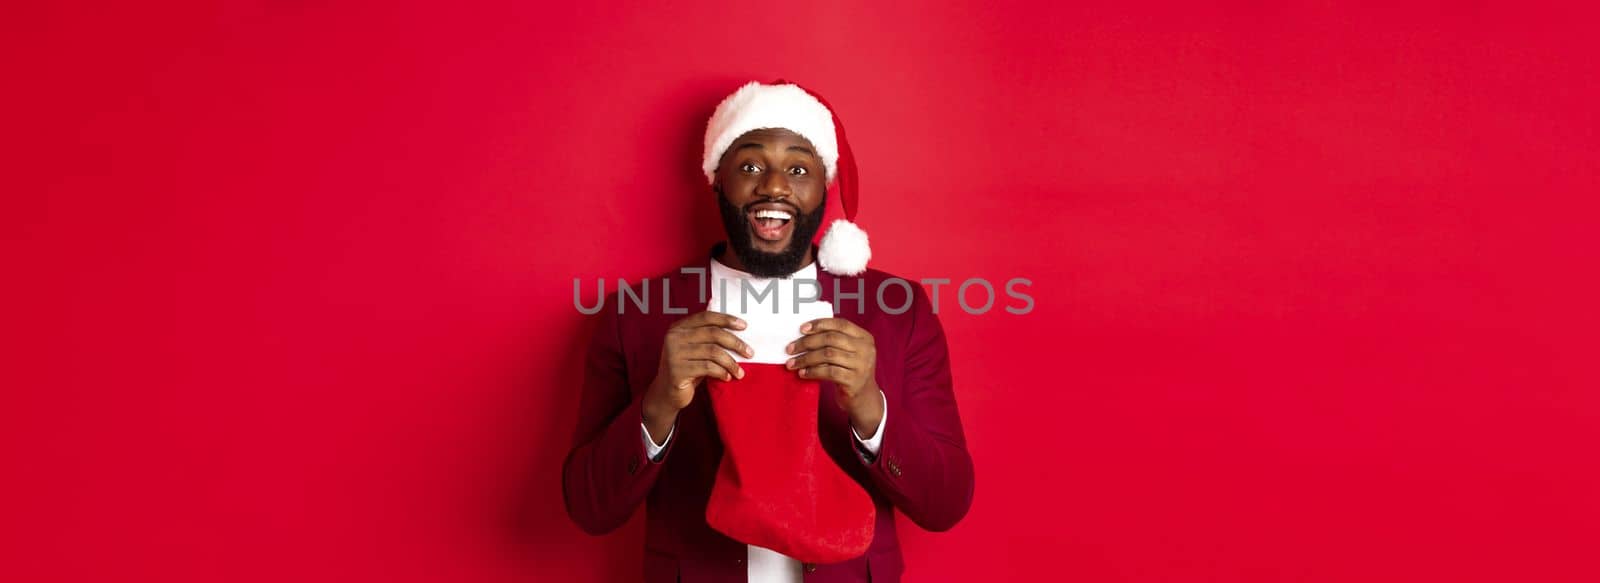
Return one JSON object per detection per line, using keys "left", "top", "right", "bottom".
{"left": 863, "top": 285, "right": 976, "bottom": 532}
{"left": 561, "top": 306, "right": 672, "bottom": 535}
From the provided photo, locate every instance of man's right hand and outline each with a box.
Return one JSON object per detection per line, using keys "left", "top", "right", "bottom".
{"left": 642, "top": 311, "right": 752, "bottom": 443}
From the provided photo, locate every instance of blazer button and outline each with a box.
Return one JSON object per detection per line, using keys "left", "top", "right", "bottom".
{"left": 803, "top": 563, "right": 817, "bottom": 573}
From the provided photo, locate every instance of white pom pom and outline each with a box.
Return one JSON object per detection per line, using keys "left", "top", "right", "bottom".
{"left": 818, "top": 219, "right": 871, "bottom": 276}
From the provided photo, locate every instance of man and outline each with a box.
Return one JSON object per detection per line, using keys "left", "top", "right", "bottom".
{"left": 563, "top": 81, "right": 974, "bottom": 582}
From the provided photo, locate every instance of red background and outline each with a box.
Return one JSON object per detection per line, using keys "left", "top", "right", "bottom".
{"left": 7, "top": 2, "right": 1598, "bottom": 581}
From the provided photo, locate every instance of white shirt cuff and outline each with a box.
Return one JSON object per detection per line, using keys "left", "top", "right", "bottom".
{"left": 641, "top": 422, "right": 674, "bottom": 461}
{"left": 851, "top": 391, "right": 887, "bottom": 459}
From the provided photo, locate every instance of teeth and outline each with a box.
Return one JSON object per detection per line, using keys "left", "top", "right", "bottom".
{"left": 754, "top": 209, "right": 793, "bottom": 221}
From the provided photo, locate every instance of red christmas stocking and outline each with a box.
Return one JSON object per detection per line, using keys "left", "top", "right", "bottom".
{"left": 701, "top": 266, "right": 876, "bottom": 563}
{"left": 705, "top": 365, "right": 875, "bottom": 563}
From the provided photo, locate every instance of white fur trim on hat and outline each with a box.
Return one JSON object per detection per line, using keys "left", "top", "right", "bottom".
{"left": 703, "top": 82, "right": 839, "bottom": 184}
{"left": 818, "top": 219, "right": 871, "bottom": 276}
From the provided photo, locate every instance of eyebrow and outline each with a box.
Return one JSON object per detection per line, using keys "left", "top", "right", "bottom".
{"left": 732, "top": 142, "right": 818, "bottom": 158}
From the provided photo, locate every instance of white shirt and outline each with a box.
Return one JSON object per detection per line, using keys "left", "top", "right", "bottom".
{"left": 640, "top": 258, "right": 886, "bottom": 582}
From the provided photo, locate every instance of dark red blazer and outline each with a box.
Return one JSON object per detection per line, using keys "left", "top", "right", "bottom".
{"left": 563, "top": 247, "right": 975, "bottom": 582}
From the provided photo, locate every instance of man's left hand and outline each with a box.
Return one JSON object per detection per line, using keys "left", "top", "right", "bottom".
{"left": 786, "top": 318, "right": 884, "bottom": 438}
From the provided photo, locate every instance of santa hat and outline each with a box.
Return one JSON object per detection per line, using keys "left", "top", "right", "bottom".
{"left": 703, "top": 80, "right": 871, "bottom": 276}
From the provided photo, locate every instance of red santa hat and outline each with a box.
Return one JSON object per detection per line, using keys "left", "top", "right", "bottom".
{"left": 703, "top": 80, "right": 871, "bottom": 276}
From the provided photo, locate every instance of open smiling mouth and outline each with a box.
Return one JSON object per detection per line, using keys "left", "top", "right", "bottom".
{"left": 747, "top": 208, "right": 794, "bottom": 242}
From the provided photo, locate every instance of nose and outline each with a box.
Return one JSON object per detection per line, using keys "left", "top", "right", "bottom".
{"left": 755, "top": 167, "right": 792, "bottom": 200}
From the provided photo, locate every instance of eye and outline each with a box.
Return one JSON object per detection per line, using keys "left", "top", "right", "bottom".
{"left": 788, "top": 166, "right": 808, "bottom": 176}
{"left": 740, "top": 162, "right": 761, "bottom": 174}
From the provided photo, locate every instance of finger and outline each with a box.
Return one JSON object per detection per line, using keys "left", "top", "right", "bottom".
{"left": 671, "top": 360, "right": 726, "bottom": 389}
{"left": 689, "top": 345, "right": 745, "bottom": 379}
{"left": 787, "top": 347, "right": 859, "bottom": 372}
{"left": 799, "top": 362, "right": 852, "bottom": 383}
{"left": 681, "top": 359, "right": 733, "bottom": 384}
{"left": 800, "top": 317, "right": 864, "bottom": 338}
{"left": 786, "top": 331, "right": 856, "bottom": 355}
{"left": 686, "top": 328, "right": 754, "bottom": 358}
{"left": 681, "top": 310, "right": 747, "bottom": 331}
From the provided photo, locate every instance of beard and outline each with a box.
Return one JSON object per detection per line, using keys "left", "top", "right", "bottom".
{"left": 717, "top": 188, "right": 827, "bottom": 278}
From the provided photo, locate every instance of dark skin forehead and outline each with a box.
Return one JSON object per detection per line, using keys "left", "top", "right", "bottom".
{"left": 724, "top": 128, "right": 820, "bottom": 162}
